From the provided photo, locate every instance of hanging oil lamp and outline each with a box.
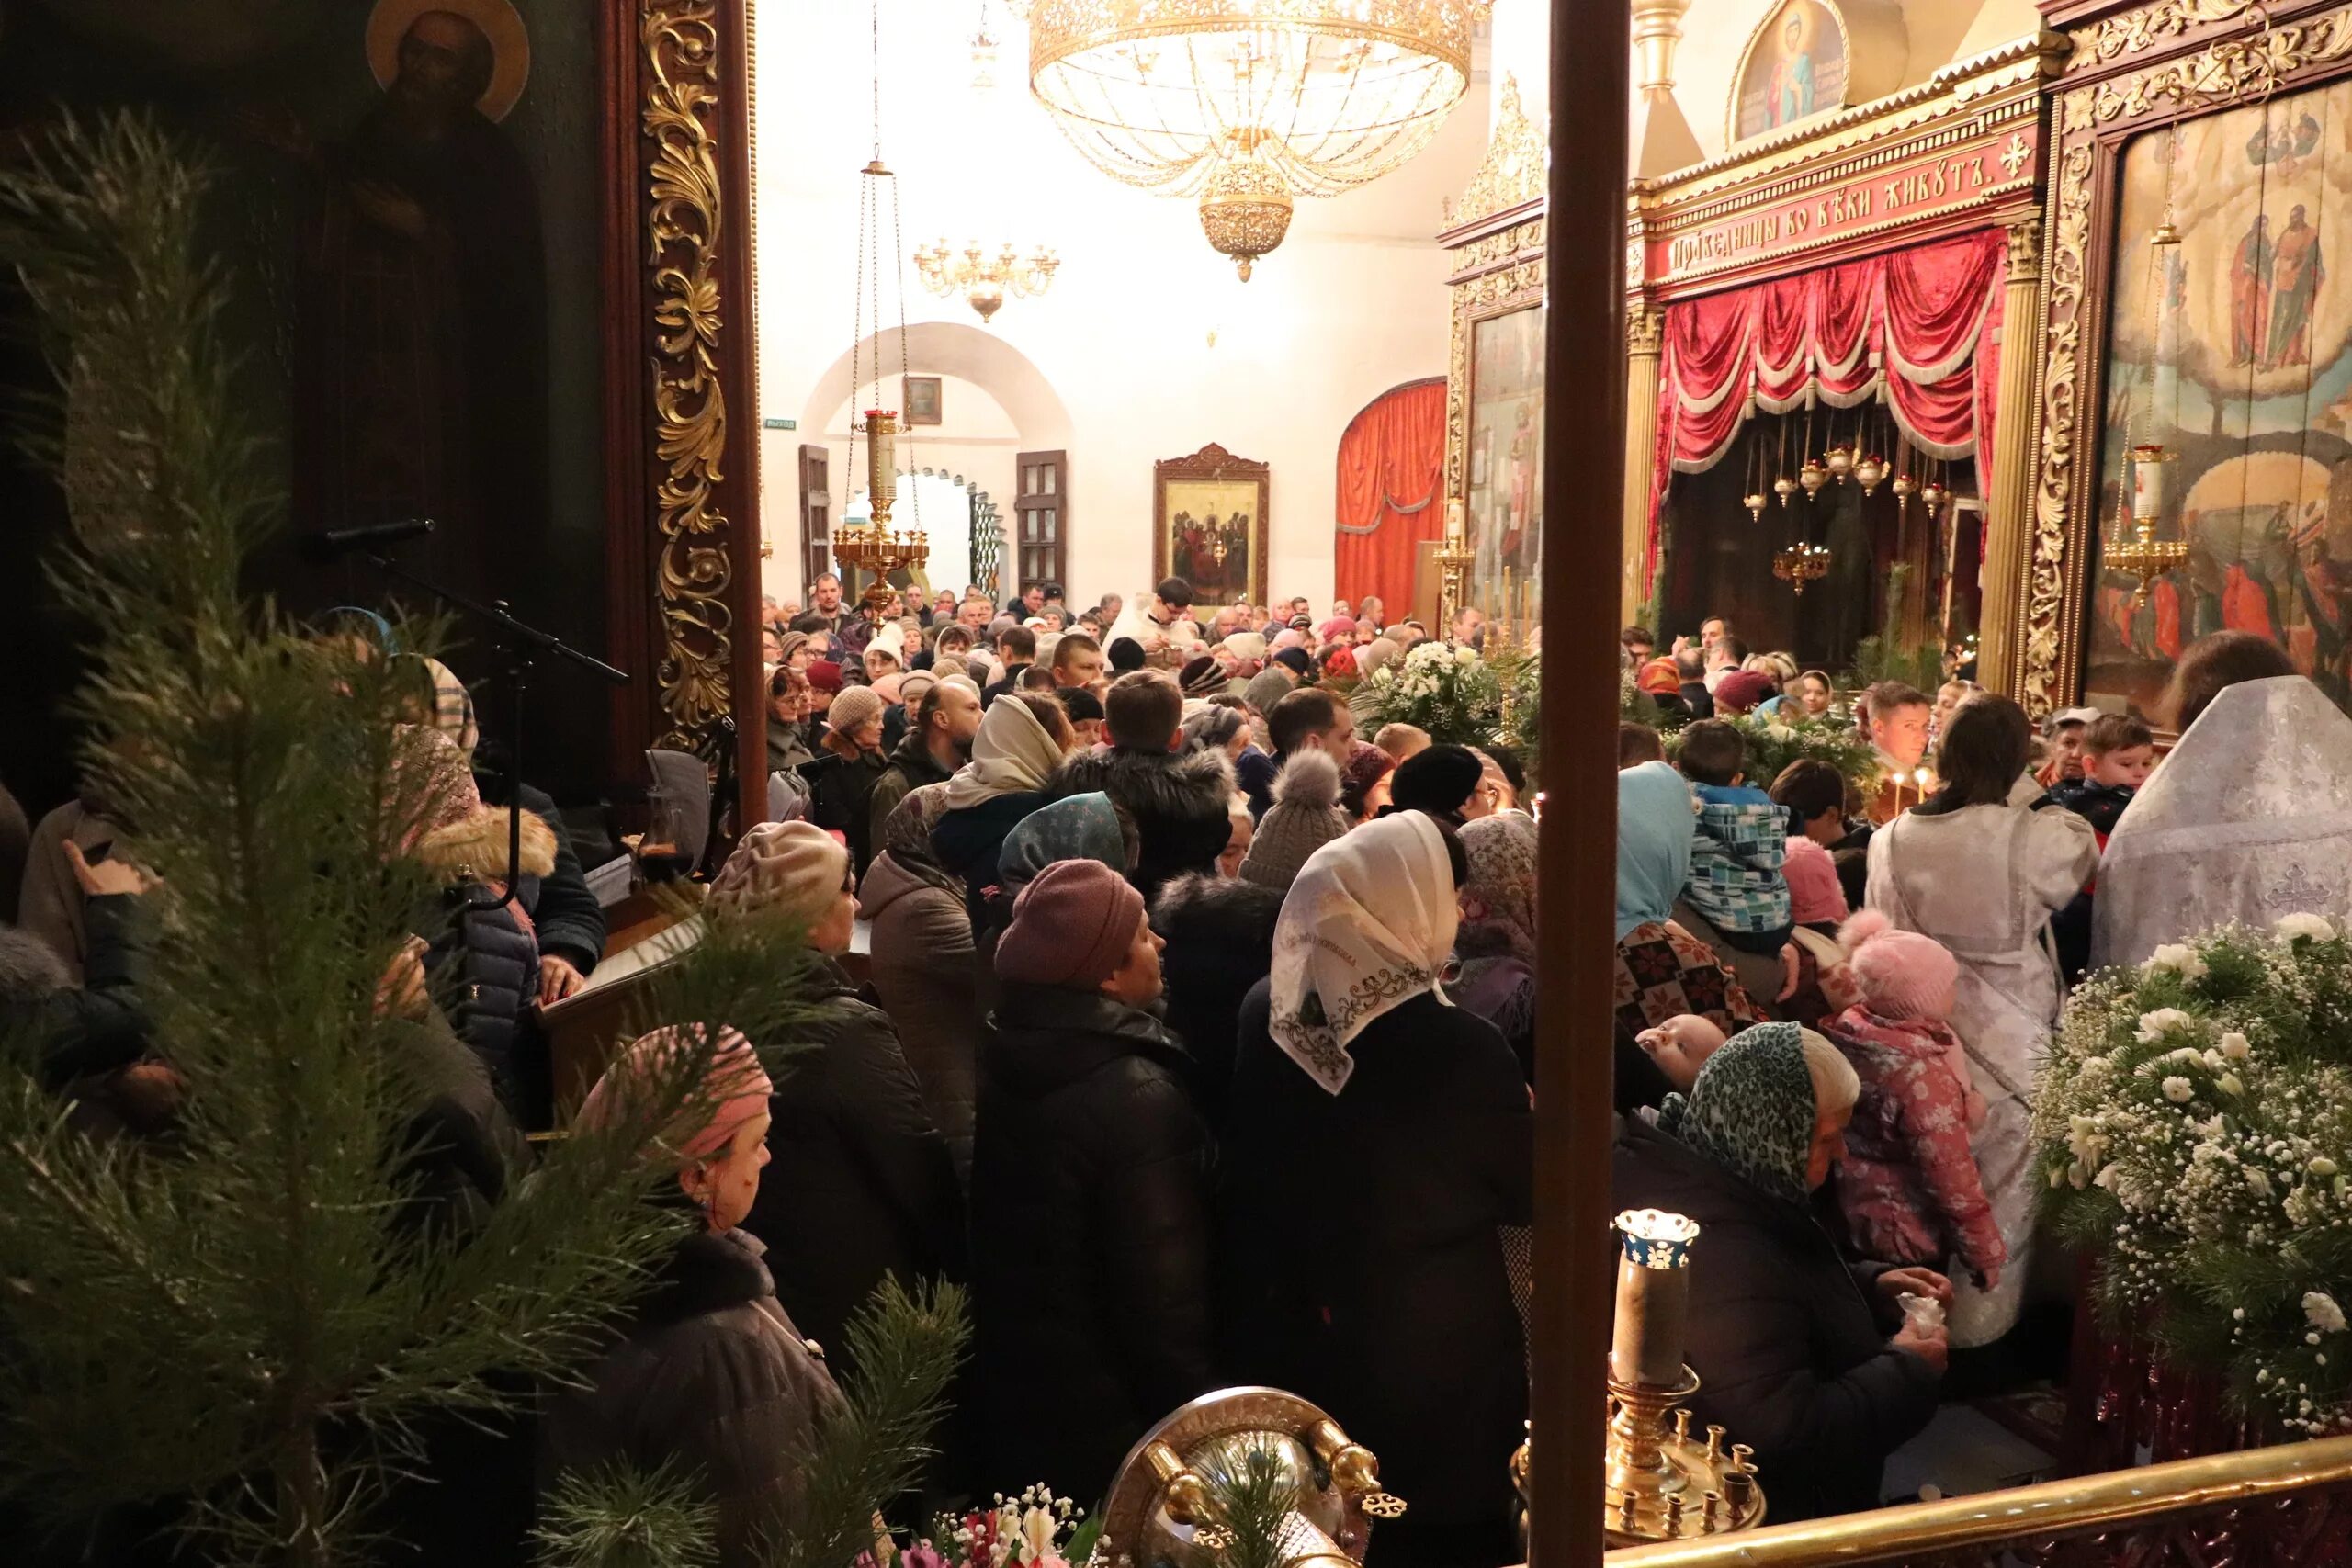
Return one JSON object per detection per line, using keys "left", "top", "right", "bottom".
{"left": 1855, "top": 452, "right": 1885, "bottom": 495}
{"left": 1772, "top": 475, "right": 1797, "bottom": 507}
{"left": 1744, "top": 491, "right": 1767, "bottom": 521}
{"left": 1825, "top": 443, "right": 1855, "bottom": 483}
{"left": 1798, "top": 458, "right": 1827, "bottom": 495}
{"left": 1891, "top": 471, "right": 1917, "bottom": 515}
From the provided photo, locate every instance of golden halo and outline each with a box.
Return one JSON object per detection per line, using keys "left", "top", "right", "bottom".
{"left": 1773, "top": 0, "right": 1820, "bottom": 58}
{"left": 366, "top": 0, "right": 532, "bottom": 123}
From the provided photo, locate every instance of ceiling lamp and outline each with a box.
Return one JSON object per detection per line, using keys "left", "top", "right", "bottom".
{"left": 1028, "top": 0, "right": 1485, "bottom": 278}
{"left": 913, "top": 239, "right": 1061, "bottom": 322}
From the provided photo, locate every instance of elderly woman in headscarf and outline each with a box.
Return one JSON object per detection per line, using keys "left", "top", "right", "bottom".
{"left": 542, "top": 1026, "right": 845, "bottom": 1567}
{"left": 932, "top": 690, "right": 1078, "bottom": 916}
{"left": 860, "top": 784, "right": 982, "bottom": 1180}
{"left": 1221, "top": 815, "right": 1531, "bottom": 1568}
{"left": 1612, "top": 1022, "right": 1947, "bottom": 1522}
{"left": 1453, "top": 813, "right": 1538, "bottom": 1083}
{"left": 1614, "top": 760, "right": 1762, "bottom": 1115}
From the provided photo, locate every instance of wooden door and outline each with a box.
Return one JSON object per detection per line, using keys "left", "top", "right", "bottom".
{"left": 1013, "top": 448, "right": 1067, "bottom": 594}
{"left": 798, "top": 443, "right": 831, "bottom": 594}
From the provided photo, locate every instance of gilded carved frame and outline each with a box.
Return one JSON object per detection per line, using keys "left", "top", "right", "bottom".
{"left": 603, "top": 0, "right": 765, "bottom": 821}
{"left": 1441, "top": 74, "right": 1549, "bottom": 622}
{"left": 2017, "top": 0, "right": 2352, "bottom": 709}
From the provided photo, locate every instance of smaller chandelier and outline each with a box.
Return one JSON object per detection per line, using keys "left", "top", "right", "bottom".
{"left": 1198, "top": 138, "right": 1295, "bottom": 280}
{"left": 1774, "top": 541, "right": 1832, "bottom": 594}
{"left": 914, "top": 239, "right": 1060, "bottom": 323}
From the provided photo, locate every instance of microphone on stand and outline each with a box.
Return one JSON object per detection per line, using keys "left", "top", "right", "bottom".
{"left": 299, "top": 517, "right": 436, "bottom": 563}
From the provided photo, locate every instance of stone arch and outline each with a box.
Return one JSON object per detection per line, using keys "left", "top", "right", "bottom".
{"left": 799, "top": 321, "right": 1075, "bottom": 449}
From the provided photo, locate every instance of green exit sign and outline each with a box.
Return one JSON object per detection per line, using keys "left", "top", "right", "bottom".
{"left": 762, "top": 417, "right": 797, "bottom": 431}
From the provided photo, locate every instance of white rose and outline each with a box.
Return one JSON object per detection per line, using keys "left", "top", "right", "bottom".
{"left": 2221, "top": 1032, "right": 2251, "bottom": 1060}
{"left": 2312, "top": 1157, "right": 2339, "bottom": 1178}
{"left": 1454, "top": 644, "right": 1479, "bottom": 667}
{"left": 2278, "top": 912, "right": 2338, "bottom": 944}
{"left": 2218, "top": 1073, "right": 2245, "bottom": 1098}
{"left": 1767, "top": 724, "right": 1797, "bottom": 742}
{"left": 2248, "top": 1167, "right": 2275, "bottom": 1196}
{"left": 2145, "top": 943, "right": 2211, "bottom": 981}
{"left": 2306, "top": 1292, "right": 2347, "bottom": 1334}
{"left": 2163, "top": 1076, "right": 2195, "bottom": 1103}
{"left": 2136, "top": 1008, "right": 2195, "bottom": 1043}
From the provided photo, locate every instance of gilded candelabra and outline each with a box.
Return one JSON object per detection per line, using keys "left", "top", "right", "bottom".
{"left": 1514, "top": 1211, "right": 1766, "bottom": 1549}
{"left": 836, "top": 410, "right": 931, "bottom": 613}
{"left": 912, "top": 238, "right": 1058, "bottom": 323}
{"left": 1435, "top": 500, "right": 1475, "bottom": 633}
{"left": 1773, "top": 541, "right": 1832, "bottom": 595}
{"left": 2107, "top": 442, "right": 2187, "bottom": 607}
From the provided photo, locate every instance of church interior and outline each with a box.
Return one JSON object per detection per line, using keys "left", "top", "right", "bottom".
{"left": 9, "top": 0, "right": 2352, "bottom": 1562}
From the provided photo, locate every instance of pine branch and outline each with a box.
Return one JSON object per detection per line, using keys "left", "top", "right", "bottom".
{"left": 1190, "top": 1440, "right": 1308, "bottom": 1568}
{"left": 760, "top": 1278, "right": 970, "bottom": 1568}
{"left": 534, "top": 1461, "right": 721, "bottom": 1568}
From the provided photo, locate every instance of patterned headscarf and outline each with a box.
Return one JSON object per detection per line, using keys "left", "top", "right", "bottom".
{"left": 1458, "top": 812, "right": 1538, "bottom": 964}
{"left": 1269, "top": 812, "right": 1457, "bottom": 1095}
{"left": 1657, "top": 1021, "right": 1818, "bottom": 1206}
{"left": 999, "top": 792, "right": 1127, "bottom": 892}
{"left": 878, "top": 782, "right": 958, "bottom": 893}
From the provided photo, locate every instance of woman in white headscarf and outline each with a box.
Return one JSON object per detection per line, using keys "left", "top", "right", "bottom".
{"left": 1218, "top": 813, "right": 1532, "bottom": 1568}
{"left": 2094, "top": 636, "right": 2352, "bottom": 969}
{"left": 930, "top": 690, "right": 1077, "bottom": 913}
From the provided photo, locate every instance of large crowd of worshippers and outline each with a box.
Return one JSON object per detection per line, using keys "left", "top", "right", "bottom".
{"left": 6, "top": 564, "right": 2346, "bottom": 1568}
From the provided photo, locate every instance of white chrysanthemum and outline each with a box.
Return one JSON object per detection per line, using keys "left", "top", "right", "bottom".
{"left": 2146, "top": 943, "right": 2211, "bottom": 981}
{"left": 2278, "top": 912, "right": 2337, "bottom": 943}
{"left": 2307, "top": 1292, "right": 2347, "bottom": 1334}
{"left": 2137, "top": 1008, "right": 2195, "bottom": 1043}
{"left": 2221, "top": 1032, "right": 2251, "bottom": 1060}
{"left": 2163, "top": 1076, "right": 2195, "bottom": 1103}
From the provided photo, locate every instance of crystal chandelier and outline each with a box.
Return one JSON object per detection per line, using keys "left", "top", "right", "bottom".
{"left": 913, "top": 239, "right": 1060, "bottom": 322}
{"left": 1026, "top": 0, "right": 1486, "bottom": 277}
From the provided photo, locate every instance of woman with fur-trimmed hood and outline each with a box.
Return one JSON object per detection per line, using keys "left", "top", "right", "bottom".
{"left": 401, "top": 727, "right": 556, "bottom": 1114}
{"left": 1047, "top": 671, "right": 1236, "bottom": 900}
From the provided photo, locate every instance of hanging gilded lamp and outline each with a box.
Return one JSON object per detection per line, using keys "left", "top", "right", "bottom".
{"left": 1891, "top": 471, "right": 1917, "bottom": 515}
{"left": 1825, "top": 444, "right": 1855, "bottom": 482}
{"left": 1855, "top": 453, "right": 1885, "bottom": 494}
{"left": 1773, "top": 475, "right": 1797, "bottom": 506}
{"left": 1798, "top": 458, "right": 1827, "bottom": 495}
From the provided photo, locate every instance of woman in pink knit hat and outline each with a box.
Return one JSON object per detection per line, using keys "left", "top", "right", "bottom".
{"left": 1821, "top": 911, "right": 2005, "bottom": 1294}
{"left": 543, "top": 1025, "right": 845, "bottom": 1567}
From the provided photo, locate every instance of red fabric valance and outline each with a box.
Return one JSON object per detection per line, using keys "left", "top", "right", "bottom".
{"left": 1335, "top": 378, "right": 1447, "bottom": 615}
{"left": 1645, "top": 230, "right": 2007, "bottom": 584}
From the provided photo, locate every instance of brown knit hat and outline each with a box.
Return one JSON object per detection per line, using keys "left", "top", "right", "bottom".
{"left": 994, "top": 858, "right": 1145, "bottom": 990}
{"left": 827, "top": 684, "right": 887, "bottom": 737}
{"left": 1241, "top": 749, "right": 1351, "bottom": 891}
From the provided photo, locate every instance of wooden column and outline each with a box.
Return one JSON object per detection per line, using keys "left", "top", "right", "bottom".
{"left": 1981, "top": 213, "right": 2043, "bottom": 702}
{"left": 1622, "top": 305, "right": 1664, "bottom": 623}
{"left": 1538, "top": 4, "right": 1628, "bottom": 1566}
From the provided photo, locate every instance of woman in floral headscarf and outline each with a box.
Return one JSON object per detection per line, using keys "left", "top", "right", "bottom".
{"left": 1453, "top": 812, "right": 1539, "bottom": 1082}
{"left": 1612, "top": 1022, "right": 1945, "bottom": 1522}
{"left": 1221, "top": 815, "right": 1530, "bottom": 1568}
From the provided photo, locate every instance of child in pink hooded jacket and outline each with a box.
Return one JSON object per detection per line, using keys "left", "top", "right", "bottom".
{"left": 1823, "top": 911, "right": 2006, "bottom": 1290}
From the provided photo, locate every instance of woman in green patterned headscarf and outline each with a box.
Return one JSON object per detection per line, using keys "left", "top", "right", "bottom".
{"left": 1657, "top": 1021, "right": 1855, "bottom": 1204}
{"left": 1612, "top": 1020, "right": 1949, "bottom": 1522}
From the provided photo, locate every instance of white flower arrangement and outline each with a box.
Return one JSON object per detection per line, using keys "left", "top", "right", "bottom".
{"left": 1363, "top": 639, "right": 1508, "bottom": 747}
{"left": 2037, "top": 913, "right": 2352, "bottom": 1437}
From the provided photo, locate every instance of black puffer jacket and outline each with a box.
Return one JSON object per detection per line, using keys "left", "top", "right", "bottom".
{"left": 969, "top": 982, "right": 1216, "bottom": 1499}
{"left": 1220, "top": 982, "right": 1531, "bottom": 1568}
{"left": 1611, "top": 1117, "right": 1939, "bottom": 1521}
{"left": 540, "top": 1228, "right": 846, "bottom": 1568}
{"left": 1048, "top": 745, "right": 1235, "bottom": 900}
{"left": 806, "top": 746, "right": 892, "bottom": 877}
{"left": 424, "top": 886, "right": 540, "bottom": 1113}
{"left": 1148, "top": 874, "right": 1282, "bottom": 1124}
{"left": 741, "top": 960, "right": 966, "bottom": 1381}
{"left": 473, "top": 775, "right": 606, "bottom": 976}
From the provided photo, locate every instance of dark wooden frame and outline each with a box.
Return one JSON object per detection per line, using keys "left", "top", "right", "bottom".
{"left": 598, "top": 0, "right": 765, "bottom": 829}
{"left": 1152, "top": 442, "right": 1271, "bottom": 608}
{"left": 2018, "top": 0, "right": 2352, "bottom": 716}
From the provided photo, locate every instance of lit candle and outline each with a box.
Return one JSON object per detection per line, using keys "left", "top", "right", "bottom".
{"left": 1611, "top": 1208, "right": 1700, "bottom": 1388}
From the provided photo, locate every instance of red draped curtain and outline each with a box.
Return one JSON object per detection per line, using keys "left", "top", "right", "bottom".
{"left": 1336, "top": 378, "right": 1447, "bottom": 612}
{"left": 1645, "top": 229, "right": 2007, "bottom": 584}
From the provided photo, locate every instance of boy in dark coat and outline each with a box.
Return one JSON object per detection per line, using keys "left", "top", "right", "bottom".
{"left": 1047, "top": 671, "right": 1234, "bottom": 901}
{"left": 970, "top": 858, "right": 1215, "bottom": 1500}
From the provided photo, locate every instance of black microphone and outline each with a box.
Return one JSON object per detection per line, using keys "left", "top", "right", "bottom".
{"left": 299, "top": 517, "right": 435, "bottom": 563}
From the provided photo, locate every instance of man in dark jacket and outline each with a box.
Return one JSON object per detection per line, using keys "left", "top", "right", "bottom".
{"left": 1148, "top": 872, "right": 1283, "bottom": 1127}
{"left": 981, "top": 625, "right": 1037, "bottom": 708}
{"left": 971, "top": 858, "right": 1214, "bottom": 1499}
{"left": 1047, "top": 671, "right": 1234, "bottom": 900}
{"left": 869, "top": 676, "right": 981, "bottom": 852}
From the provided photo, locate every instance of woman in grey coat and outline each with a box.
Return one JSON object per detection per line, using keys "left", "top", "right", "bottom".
{"left": 860, "top": 784, "right": 982, "bottom": 1180}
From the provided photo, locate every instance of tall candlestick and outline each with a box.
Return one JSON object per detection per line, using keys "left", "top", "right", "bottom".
{"left": 1610, "top": 1209, "right": 1700, "bottom": 1388}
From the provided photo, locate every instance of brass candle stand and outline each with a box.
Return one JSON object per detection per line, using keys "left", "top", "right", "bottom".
{"left": 1514, "top": 1210, "right": 1766, "bottom": 1550}
{"left": 836, "top": 408, "right": 930, "bottom": 614}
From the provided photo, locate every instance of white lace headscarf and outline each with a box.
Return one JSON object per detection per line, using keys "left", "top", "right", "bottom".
{"left": 1268, "top": 812, "right": 1458, "bottom": 1095}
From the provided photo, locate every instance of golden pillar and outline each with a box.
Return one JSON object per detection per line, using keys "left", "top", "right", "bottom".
{"left": 1623, "top": 304, "right": 1665, "bottom": 623}
{"left": 1980, "top": 214, "right": 2042, "bottom": 697}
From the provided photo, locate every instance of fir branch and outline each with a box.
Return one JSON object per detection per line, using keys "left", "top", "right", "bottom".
{"left": 1190, "top": 1439, "right": 1307, "bottom": 1568}
{"left": 534, "top": 1460, "right": 722, "bottom": 1568}
{"left": 761, "top": 1277, "right": 970, "bottom": 1568}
